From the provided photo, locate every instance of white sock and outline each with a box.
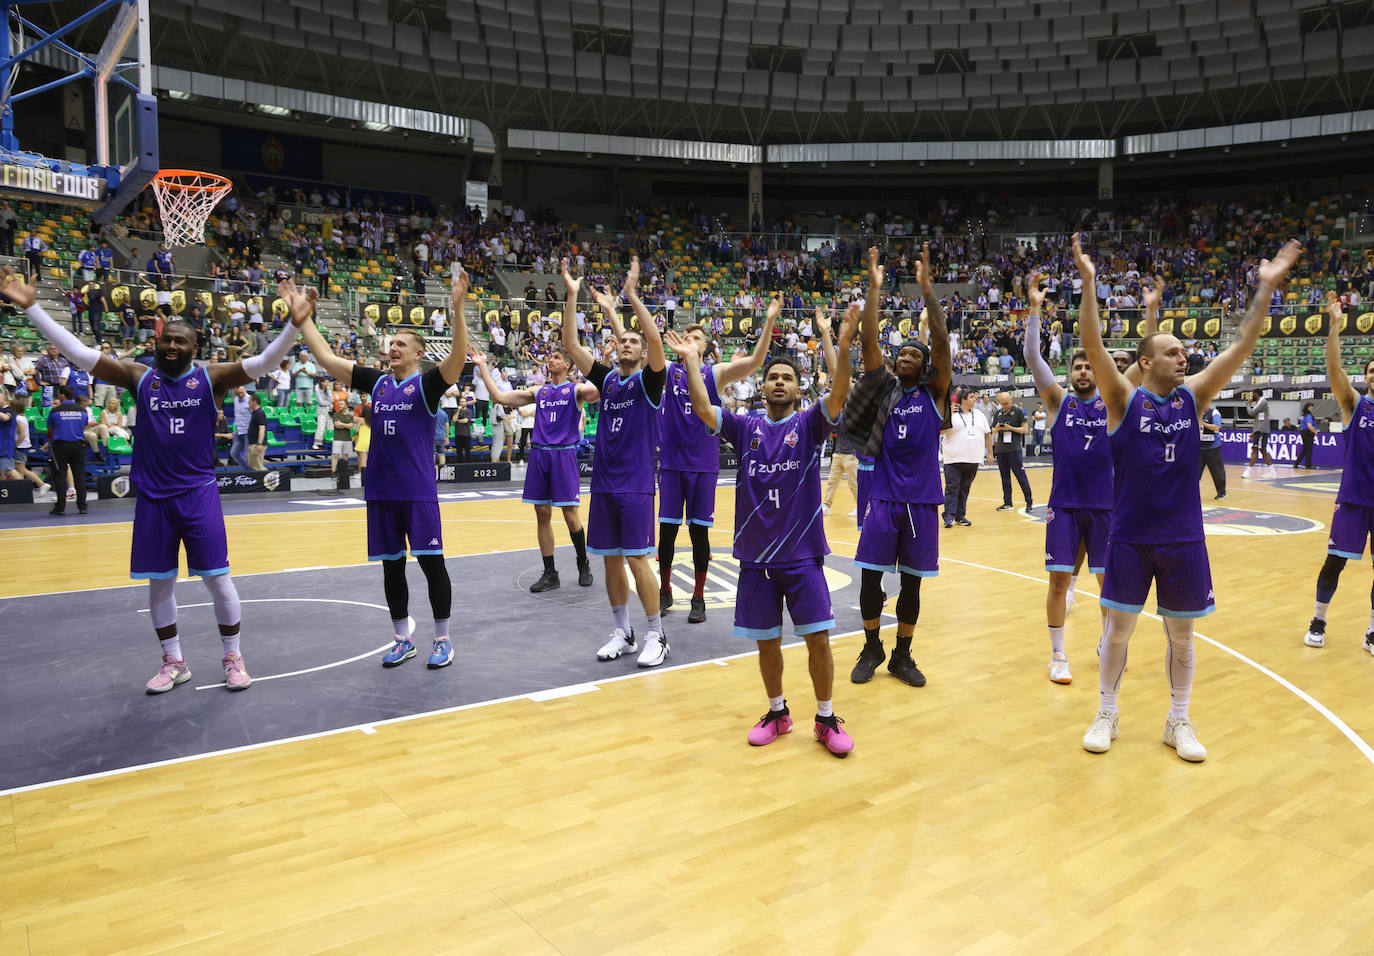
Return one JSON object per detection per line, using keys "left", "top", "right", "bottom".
{"left": 1164, "top": 619, "right": 1195, "bottom": 719}
{"left": 391, "top": 617, "right": 410, "bottom": 640}
{"left": 1314, "top": 601, "right": 1330, "bottom": 623}
{"left": 612, "top": 603, "right": 631, "bottom": 633}
{"left": 769, "top": 694, "right": 786, "bottom": 713}
{"left": 159, "top": 636, "right": 182, "bottom": 661}
{"left": 1049, "top": 626, "right": 1065, "bottom": 655}
{"left": 1068, "top": 574, "right": 1078, "bottom": 594}
{"left": 434, "top": 618, "right": 449, "bottom": 640}
{"left": 816, "top": 698, "right": 833, "bottom": 718}
{"left": 646, "top": 611, "right": 662, "bottom": 635}
{"left": 221, "top": 633, "right": 240, "bottom": 656}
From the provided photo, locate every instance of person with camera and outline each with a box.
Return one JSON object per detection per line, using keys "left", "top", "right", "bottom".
{"left": 941, "top": 388, "right": 992, "bottom": 528}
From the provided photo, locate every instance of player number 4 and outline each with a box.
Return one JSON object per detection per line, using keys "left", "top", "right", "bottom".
{"left": 767, "top": 488, "right": 780, "bottom": 509}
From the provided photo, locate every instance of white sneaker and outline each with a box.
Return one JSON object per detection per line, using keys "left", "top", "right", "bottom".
{"left": 1082, "top": 709, "right": 1119, "bottom": 753}
{"left": 1241, "top": 467, "right": 1253, "bottom": 479}
{"left": 66, "top": 488, "right": 76, "bottom": 500}
{"left": 636, "top": 630, "right": 670, "bottom": 668}
{"left": 821, "top": 503, "right": 831, "bottom": 515}
{"left": 1049, "top": 653, "right": 1072, "bottom": 684}
{"left": 1162, "top": 715, "right": 1207, "bottom": 762}
{"left": 596, "top": 627, "right": 638, "bottom": 661}
{"left": 37, "top": 482, "right": 50, "bottom": 497}
{"left": 1303, "top": 620, "right": 1325, "bottom": 647}
{"left": 1264, "top": 466, "right": 1278, "bottom": 478}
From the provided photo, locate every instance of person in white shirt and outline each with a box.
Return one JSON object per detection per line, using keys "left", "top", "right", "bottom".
{"left": 941, "top": 388, "right": 992, "bottom": 527}
{"left": 431, "top": 308, "right": 446, "bottom": 336}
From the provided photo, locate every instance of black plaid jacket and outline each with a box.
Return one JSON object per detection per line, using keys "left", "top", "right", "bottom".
{"left": 842, "top": 366, "right": 953, "bottom": 458}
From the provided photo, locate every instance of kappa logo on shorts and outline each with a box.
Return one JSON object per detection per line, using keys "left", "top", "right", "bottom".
{"left": 429, "top": 538, "right": 439, "bottom": 546}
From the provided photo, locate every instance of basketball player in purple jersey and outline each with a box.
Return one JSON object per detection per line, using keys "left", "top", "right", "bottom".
{"left": 1302, "top": 292, "right": 1374, "bottom": 651}
{"left": 1023, "top": 271, "right": 1153, "bottom": 683}
{"left": 560, "top": 257, "right": 672, "bottom": 668}
{"left": 1, "top": 266, "right": 307, "bottom": 694}
{"left": 653, "top": 293, "right": 775, "bottom": 623}
{"left": 847, "top": 243, "right": 952, "bottom": 689}
{"left": 1074, "top": 233, "right": 1301, "bottom": 762}
{"left": 468, "top": 346, "right": 597, "bottom": 592}
{"left": 283, "top": 268, "right": 469, "bottom": 669}
{"left": 668, "top": 302, "right": 860, "bottom": 755}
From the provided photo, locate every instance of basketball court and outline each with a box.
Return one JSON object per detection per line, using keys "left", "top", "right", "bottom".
{"left": 7, "top": 465, "right": 1374, "bottom": 952}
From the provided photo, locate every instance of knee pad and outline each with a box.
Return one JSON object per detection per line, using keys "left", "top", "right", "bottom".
{"left": 859, "top": 569, "right": 887, "bottom": 621}
{"left": 147, "top": 576, "right": 178, "bottom": 629}
{"left": 201, "top": 573, "right": 241, "bottom": 628}
{"left": 1318, "top": 554, "right": 1348, "bottom": 593}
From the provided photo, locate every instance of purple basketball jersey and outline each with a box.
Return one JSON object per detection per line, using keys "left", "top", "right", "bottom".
{"left": 533, "top": 380, "right": 580, "bottom": 447}
{"left": 591, "top": 368, "right": 659, "bottom": 495}
{"left": 1048, "top": 392, "right": 1113, "bottom": 510}
{"left": 132, "top": 365, "right": 217, "bottom": 499}
{"left": 660, "top": 362, "right": 721, "bottom": 472}
{"left": 869, "top": 386, "right": 944, "bottom": 505}
{"left": 713, "top": 401, "right": 832, "bottom": 566}
{"left": 1336, "top": 396, "right": 1374, "bottom": 507}
{"left": 367, "top": 372, "right": 438, "bottom": 502}
{"left": 1109, "top": 386, "right": 1203, "bottom": 543}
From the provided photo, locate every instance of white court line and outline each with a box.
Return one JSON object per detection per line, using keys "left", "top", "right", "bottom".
{"left": 936, "top": 554, "right": 1374, "bottom": 767}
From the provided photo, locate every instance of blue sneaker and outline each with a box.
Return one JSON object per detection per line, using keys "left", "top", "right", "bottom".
{"left": 382, "top": 639, "right": 416, "bottom": 667}
{"left": 427, "top": 638, "right": 454, "bottom": 669}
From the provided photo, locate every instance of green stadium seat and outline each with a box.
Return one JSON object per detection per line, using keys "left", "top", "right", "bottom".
{"left": 107, "top": 435, "right": 132, "bottom": 455}
{"left": 266, "top": 431, "right": 286, "bottom": 447}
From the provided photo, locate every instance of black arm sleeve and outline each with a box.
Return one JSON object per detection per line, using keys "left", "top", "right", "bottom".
{"left": 642, "top": 364, "right": 666, "bottom": 405}
{"left": 586, "top": 362, "right": 611, "bottom": 392}
{"left": 421, "top": 367, "right": 448, "bottom": 414}
{"left": 351, "top": 365, "right": 383, "bottom": 396}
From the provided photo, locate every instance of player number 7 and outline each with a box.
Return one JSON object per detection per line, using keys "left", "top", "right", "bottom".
{"left": 1083, "top": 434, "right": 1092, "bottom": 450}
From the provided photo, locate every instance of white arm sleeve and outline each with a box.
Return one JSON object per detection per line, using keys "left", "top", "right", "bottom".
{"left": 1023, "top": 311, "right": 1056, "bottom": 390}
{"left": 24, "top": 304, "right": 101, "bottom": 371}
{"left": 240, "top": 324, "right": 299, "bottom": 379}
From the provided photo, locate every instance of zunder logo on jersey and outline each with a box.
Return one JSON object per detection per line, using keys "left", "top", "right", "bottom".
{"left": 1139, "top": 416, "right": 1151, "bottom": 432}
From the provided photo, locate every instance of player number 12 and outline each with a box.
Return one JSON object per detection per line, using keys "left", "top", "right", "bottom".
{"left": 169, "top": 417, "right": 184, "bottom": 434}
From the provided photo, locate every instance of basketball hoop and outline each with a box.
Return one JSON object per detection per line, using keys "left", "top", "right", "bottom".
{"left": 149, "top": 169, "right": 233, "bottom": 248}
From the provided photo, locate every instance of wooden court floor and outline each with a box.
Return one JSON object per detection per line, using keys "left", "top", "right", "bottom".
{"left": 6, "top": 465, "right": 1374, "bottom": 954}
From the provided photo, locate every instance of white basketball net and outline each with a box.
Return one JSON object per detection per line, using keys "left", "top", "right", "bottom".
{"left": 150, "top": 171, "right": 233, "bottom": 247}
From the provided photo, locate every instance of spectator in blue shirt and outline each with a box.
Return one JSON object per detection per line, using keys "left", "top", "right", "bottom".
{"left": 1297, "top": 401, "right": 1318, "bottom": 469}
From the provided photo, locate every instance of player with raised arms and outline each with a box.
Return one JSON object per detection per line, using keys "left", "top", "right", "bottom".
{"left": 559, "top": 256, "right": 671, "bottom": 668}
{"left": 281, "top": 267, "right": 469, "bottom": 670}
{"left": 846, "top": 243, "right": 952, "bottom": 689}
{"left": 468, "top": 345, "right": 597, "bottom": 593}
{"left": 1023, "top": 272, "right": 1154, "bottom": 683}
{"left": 1302, "top": 292, "right": 1374, "bottom": 651}
{"left": 1, "top": 266, "right": 308, "bottom": 694}
{"left": 650, "top": 290, "right": 775, "bottom": 623}
{"left": 1075, "top": 234, "right": 1301, "bottom": 762}
{"left": 668, "top": 302, "right": 860, "bottom": 755}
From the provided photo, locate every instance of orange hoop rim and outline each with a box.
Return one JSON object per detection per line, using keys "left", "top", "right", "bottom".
{"left": 151, "top": 169, "right": 234, "bottom": 192}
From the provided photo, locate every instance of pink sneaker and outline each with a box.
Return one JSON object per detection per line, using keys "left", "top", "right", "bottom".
{"left": 222, "top": 653, "right": 252, "bottom": 690}
{"left": 146, "top": 655, "right": 191, "bottom": 694}
{"left": 814, "top": 714, "right": 854, "bottom": 756}
{"left": 748, "top": 707, "right": 794, "bottom": 746}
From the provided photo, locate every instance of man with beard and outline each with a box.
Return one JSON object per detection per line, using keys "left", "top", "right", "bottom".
{"left": 1076, "top": 234, "right": 1301, "bottom": 763}
{"left": 846, "top": 243, "right": 953, "bottom": 689}
{"left": 560, "top": 257, "right": 672, "bottom": 668}
{"left": 1024, "top": 271, "right": 1113, "bottom": 685}
{"left": 1, "top": 266, "right": 307, "bottom": 694}
{"left": 668, "top": 303, "right": 860, "bottom": 756}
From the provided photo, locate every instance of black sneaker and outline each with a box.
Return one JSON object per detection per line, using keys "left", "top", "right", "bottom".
{"left": 1365, "top": 631, "right": 1374, "bottom": 658}
{"left": 956, "top": 518, "right": 972, "bottom": 526}
{"left": 943, "top": 516, "right": 954, "bottom": 528}
{"left": 529, "top": 569, "right": 560, "bottom": 593}
{"left": 577, "top": 562, "right": 594, "bottom": 587}
{"left": 888, "top": 652, "right": 927, "bottom": 687}
{"left": 850, "top": 642, "right": 885, "bottom": 683}
{"left": 1024, "top": 502, "right": 1034, "bottom": 514}
{"left": 660, "top": 586, "right": 673, "bottom": 611}
{"left": 688, "top": 596, "right": 706, "bottom": 623}
{"left": 48, "top": 507, "right": 66, "bottom": 516}
{"left": 997, "top": 503, "right": 1014, "bottom": 511}
{"left": 1303, "top": 618, "right": 1326, "bottom": 647}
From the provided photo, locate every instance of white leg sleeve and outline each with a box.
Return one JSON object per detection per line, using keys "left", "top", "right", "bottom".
{"left": 1163, "top": 617, "right": 1196, "bottom": 719}
{"left": 201, "top": 573, "right": 242, "bottom": 628}
{"left": 1098, "top": 610, "right": 1137, "bottom": 712}
{"left": 147, "top": 577, "right": 178, "bottom": 629}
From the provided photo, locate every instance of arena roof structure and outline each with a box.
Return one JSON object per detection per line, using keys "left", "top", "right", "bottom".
{"left": 26, "top": 0, "right": 1374, "bottom": 150}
